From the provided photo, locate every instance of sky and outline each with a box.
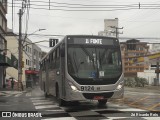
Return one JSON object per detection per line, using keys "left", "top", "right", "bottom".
{"left": 7, "top": 0, "right": 160, "bottom": 51}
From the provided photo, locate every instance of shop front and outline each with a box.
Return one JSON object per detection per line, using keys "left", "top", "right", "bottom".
{"left": 25, "top": 70, "right": 39, "bottom": 88}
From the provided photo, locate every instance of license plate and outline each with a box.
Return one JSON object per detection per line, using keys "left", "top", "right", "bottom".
{"left": 94, "top": 96, "right": 104, "bottom": 100}
{"left": 81, "top": 86, "right": 94, "bottom": 91}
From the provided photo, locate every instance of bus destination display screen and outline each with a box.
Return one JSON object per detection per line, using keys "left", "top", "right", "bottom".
{"left": 67, "top": 37, "right": 116, "bottom": 45}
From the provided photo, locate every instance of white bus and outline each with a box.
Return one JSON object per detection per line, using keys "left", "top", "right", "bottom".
{"left": 40, "top": 35, "right": 124, "bottom": 106}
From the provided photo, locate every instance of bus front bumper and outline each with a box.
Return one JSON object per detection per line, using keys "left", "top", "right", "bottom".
{"left": 65, "top": 88, "right": 124, "bottom": 101}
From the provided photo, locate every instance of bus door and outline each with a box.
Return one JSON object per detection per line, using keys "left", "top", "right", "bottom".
{"left": 54, "top": 46, "right": 64, "bottom": 98}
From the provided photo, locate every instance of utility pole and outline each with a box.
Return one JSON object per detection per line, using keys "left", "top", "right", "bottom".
{"left": 18, "top": 9, "right": 23, "bottom": 91}
{"left": 115, "top": 27, "right": 123, "bottom": 38}
{"left": 110, "top": 26, "right": 123, "bottom": 39}
{"left": 17, "top": 0, "right": 27, "bottom": 91}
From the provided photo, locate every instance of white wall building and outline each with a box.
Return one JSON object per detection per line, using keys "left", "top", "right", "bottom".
{"left": 5, "top": 29, "right": 42, "bottom": 88}
{"left": 137, "top": 44, "right": 160, "bottom": 85}
{"left": 104, "top": 18, "right": 118, "bottom": 37}
{"left": 98, "top": 18, "right": 118, "bottom": 37}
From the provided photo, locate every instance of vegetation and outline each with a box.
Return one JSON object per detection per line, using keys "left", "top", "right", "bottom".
{"left": 124, "top": 77, "right": 148, "bottom": 87}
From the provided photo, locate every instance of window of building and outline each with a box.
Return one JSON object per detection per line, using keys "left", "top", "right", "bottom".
{"left": 140, "top": 47, "right": 143, "bottom": 51}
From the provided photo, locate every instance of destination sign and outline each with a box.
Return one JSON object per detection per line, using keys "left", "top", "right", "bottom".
{"left": 85, "top": 38, "right": 102, "bottom": 44}
{"left": 68, "top": 37, "right": 115, "bottom": 45}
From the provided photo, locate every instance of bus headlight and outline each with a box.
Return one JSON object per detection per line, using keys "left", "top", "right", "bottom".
{"left": 68, "top": 82, "right": 79, "bottom": 91}
{"left": 116, "top": 82, "right": 123, "bottom": 90}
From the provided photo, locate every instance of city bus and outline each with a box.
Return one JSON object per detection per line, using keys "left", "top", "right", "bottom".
{"left": 39, "top": 35, "right": 124, "bottom": 106}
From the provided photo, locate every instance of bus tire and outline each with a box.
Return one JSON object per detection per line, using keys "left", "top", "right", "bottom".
{"left": 56, "top": 85, "right": 66, "bottom": 106}
{"left": 98, "top": 99, "right": 107, "bottom": 106}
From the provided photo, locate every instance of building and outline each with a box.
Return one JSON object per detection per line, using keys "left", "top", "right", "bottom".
{"left": 98, "top": 18, "right": 118, "bottom": 37}
{"left": 25, "top": 40, "right": 42, "bottom": 87}
{"left": 5, "top": 31, "right": 18, "bottom": 81}
{"left": 0, "top": 0, "right": 8, "bottom": 88}
{"left": 120, "top": 39, "right": 150, "bottom": 77}
{"left": 137, "top": 44, "right": 160, "bottom": 85}
{"left": 5, "top": 30, "right": 42, "bottom": 88}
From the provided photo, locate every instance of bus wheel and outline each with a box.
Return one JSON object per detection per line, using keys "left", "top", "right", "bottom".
{"left": 98, "top": 99, "right": 107, "bottom": 106}
{"left": 56, "top": 86, "right": 66, "bottom": 106}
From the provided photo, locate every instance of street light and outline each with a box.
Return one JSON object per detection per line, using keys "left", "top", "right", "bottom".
{"left": 23, "top": 28, "right": 46, "bottom": 42}
{"left": 27, "top": 29, "right": 46, "bottom": 36}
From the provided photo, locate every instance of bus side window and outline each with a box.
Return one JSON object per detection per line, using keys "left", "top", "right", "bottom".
{"left": 52, "top": 51, "right": 55, "bottom": 69}
{"left": 49, "top": 54, "right": 51, "bottom": 69}
{"left": 55, "top": 47, "right": 60, "bottom": 69}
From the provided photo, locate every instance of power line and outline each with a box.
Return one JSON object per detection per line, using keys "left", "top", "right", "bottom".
{"left": 8, "top": 2, "right": 160, "bottom": 11}
{"left": 15, "top": 1, "right": 139, "bottom": 7}
{"left": 10, "top": 1, "right": 160, "bottom": 7}
{"left": 6, "top": 32, "right": 160, "bottom": 40}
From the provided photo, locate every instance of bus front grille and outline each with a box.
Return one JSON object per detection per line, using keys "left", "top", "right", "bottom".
{"left": 82, "top": 92, "right": 114, "bottom": 99}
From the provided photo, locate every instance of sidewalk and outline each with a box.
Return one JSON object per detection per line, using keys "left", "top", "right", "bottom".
{"left": 0, "top": 87, "right": 16, "bottom": 91}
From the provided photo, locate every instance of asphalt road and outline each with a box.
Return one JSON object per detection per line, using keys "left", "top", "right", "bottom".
{"left": 0, "top": 86, "right": 160, "bottom": 120}
{"left": 110, "top": 87, "right": 160, "bottom": 112}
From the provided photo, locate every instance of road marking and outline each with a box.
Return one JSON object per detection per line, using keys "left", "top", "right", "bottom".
{"left": 15, "top": 93, "right": 23, "bottom": 97}
{"left": 35, "top": 105, "right": 59, "bottom": 109}
{"left": 125, "top": 91, "right": 160, "bottom": 95}
{"left": 41, "top": 117, "right": 77, "bottom": 120}
{"left": 33, "top": 101, "right": 53, "bottom": 105}
{"left": 129, "top": 104, "right": 149, "bottom": 111}
{"left": 107, "top": 117, "right": 128, "bottom": 120}
{"left": 118, "top": 108, "right": 147, "bottom": 112}
{"left": 69, "top": 110, "right": 100, "bottom": 117}
{"left": 129, "top": 96, "right": 149, "bottom": 105}
{"left": 31, "top": 99, "right": 49, "bottom": 103}
{"left": 45, "top": 109, "right": 65, "bottom": 112}
{"left": 141, "top": 117, "right": 160, "bottom": 120}
{"left": 30, "top": 97, "right": 45, "bottom": 100}
{"left": 3, "top": 95, "right": 12, "bottom": 97}
{"left": 147, "top": 102, "right": 160, "bottom": 111}
{"left": 26, "top": 92, "right": 31, "bottom": 97}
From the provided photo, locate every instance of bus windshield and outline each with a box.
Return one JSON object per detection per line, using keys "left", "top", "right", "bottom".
{"left": 67, "top": 45, "right": 122, "bottom": 80}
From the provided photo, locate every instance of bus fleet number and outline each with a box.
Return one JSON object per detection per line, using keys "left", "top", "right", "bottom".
{"left": 81, "top": 86, "right": 94, "bottom": 91}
